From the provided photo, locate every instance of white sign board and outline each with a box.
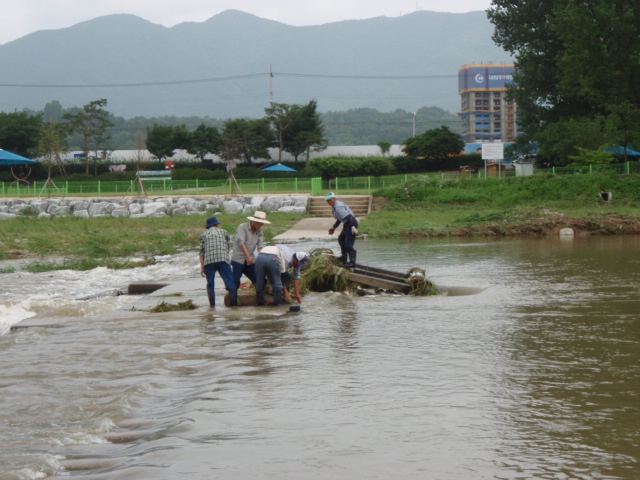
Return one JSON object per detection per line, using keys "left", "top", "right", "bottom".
{"left": 481, "top": 143, "right": 504, "bottom": 160}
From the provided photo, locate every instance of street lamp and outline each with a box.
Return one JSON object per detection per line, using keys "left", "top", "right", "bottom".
{"left": 412, "top": 112, "right": 416, "bottom": 137}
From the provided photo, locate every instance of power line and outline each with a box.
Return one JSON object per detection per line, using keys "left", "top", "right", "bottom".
{"left": 278, "top": 72, "right": 457, "bottom": 80}
{"left": 0, "top": 73, "right": 269, "bottom": 89}
{"left": 0, "top": 71, "right": 457, "bottom": 89}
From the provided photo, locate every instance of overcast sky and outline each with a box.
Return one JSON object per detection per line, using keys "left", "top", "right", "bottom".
{"left": 0, "top": 0, "right": 492, "bottom": 46}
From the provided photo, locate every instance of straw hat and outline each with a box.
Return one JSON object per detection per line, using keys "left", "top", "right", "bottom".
{"left": 247, "top": 211, "right": 271, "bottom": 224}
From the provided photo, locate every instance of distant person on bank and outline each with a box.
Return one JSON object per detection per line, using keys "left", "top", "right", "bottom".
{"left": 255, "top": 244, "right": 309, "bottom": 306}
{"left": 231, "top": 211, "right": 270, "bottom": 288}
{"left": 199, "top": 216, "right": 238, "bottom": 307}
{"left": 326, "top": 192, "right": 359, "bottom": 268}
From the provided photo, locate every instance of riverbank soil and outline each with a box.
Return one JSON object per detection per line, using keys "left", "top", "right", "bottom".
{"left": 447, "top": 213, "right": 640, "bottom": 237}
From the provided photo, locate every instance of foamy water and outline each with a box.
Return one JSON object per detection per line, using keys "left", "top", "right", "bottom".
{"left": 0, "top": 253, "right": 199, "bottom": 334}
{"left": 1, "top": 238, "right": 639, "bottom": 479}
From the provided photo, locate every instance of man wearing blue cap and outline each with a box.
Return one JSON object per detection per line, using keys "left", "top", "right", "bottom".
{"left": 199, "top": 217, "right": 238, "bottom": 307}
{"left": 325, "top": 192, "right": 359, "bottom": 268}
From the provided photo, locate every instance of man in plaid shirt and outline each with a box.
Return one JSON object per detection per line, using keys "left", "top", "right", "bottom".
{"left": 199, "top": 217, "right": 238, "bottom": 307}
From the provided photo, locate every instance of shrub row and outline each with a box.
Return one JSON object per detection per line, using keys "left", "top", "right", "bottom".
{"left": 1, "top": 154, "right": 486, "bottom": 183}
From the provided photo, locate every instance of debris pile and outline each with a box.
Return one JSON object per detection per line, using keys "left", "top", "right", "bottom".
{"left": 302, "top": 249, "right": 438, "bottom": 296}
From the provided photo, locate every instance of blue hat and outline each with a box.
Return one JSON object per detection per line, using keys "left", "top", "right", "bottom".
{"left": 206, "top": 217, "right": 220, "bottom": 228}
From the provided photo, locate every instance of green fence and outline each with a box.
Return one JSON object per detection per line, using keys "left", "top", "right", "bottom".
{"left": 2, "top": 162, "right": 639, "bottom": 198}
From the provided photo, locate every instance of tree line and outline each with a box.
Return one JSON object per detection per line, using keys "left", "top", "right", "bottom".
{"left": 489, "top": 0, "right": 640, "bottom": 166}
{"left": 0, "top": 99, "right": 327, "bottom": 176}
{"left": 2, "top": 100, "right": 460, "bottom": 153}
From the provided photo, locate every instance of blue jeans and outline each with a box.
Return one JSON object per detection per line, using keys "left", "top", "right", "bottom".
{"left": 231, "top": 260, "right": 257, "bottom": 289}
{"left": 204, "top": 262, "right": 237, "bottom": 306}
{"left": 255, "top": 254, "right": 283, "bottom": 306}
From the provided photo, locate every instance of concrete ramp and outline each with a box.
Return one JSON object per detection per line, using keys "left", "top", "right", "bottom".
{"left": 272, "top": 217, "right": 336, "bottom": 241}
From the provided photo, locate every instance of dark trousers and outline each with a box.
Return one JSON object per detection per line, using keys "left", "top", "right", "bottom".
{"left": 255, "top": 254, "right": 283, "bottom": 306}
{"left": 338, "top": 215, "right": 358, "bottom": 263}
{"left": 231, "top": 260, "right": 257, "bottom": 288}
{"left": 204, "top": 262, "right": 237, "bottom": 307}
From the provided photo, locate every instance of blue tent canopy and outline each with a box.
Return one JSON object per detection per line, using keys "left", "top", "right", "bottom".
{"left": 262, "top": 163, "right": 297, "bottom": 172}
{"left": 603, "top": 146, "right": 640, "bottom": 156}
{"left": 0, "top": 149, "right": 36, "bottom": 166}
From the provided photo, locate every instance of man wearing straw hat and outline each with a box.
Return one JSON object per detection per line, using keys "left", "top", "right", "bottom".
{"left": 231, "top": 211, "right": 271, "bottom": 288}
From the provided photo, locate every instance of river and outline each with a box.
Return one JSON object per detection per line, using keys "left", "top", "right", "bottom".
{"left": 1, "top": 235, "right": 639, "bottom": 479}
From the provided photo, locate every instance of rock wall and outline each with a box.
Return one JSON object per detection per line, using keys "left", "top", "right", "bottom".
{"left": 0, "top": 195, "right": 309, "bottom": 220}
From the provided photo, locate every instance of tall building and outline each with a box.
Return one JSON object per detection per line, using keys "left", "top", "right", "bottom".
{"left": 458, "top": 64, "right": 520, "bottom": 144}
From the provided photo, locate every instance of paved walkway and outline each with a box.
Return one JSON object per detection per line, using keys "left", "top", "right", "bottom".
{"left": 272, "top": 217, "right": 336, "bottom": 241}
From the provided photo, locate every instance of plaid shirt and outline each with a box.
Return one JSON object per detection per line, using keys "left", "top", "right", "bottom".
{"left": 199, "top": 227, "right": 232, "bottom": 266}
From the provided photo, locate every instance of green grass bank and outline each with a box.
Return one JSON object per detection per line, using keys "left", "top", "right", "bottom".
{"left": 1, "top": 173, "right": 639, "bottom": 271}
{"left": 364, "top": 173, "right": 640, "bottom": 237}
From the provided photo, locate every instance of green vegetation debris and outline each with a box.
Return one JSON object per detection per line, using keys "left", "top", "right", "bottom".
{"left": 405, "top": 267, "right": 438, "bottom": 296}
{"left": 149, "top": 299, "right": 197, "bottom": 312}
{"left": 302, "top": 249, "right": 351, "bottom": 293}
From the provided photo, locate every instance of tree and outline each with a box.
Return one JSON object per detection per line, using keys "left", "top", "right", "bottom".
{"left": 604, "top": 102, "right": 640, "bottom": 162}
{"left": 145, "top": 123, "right": 190, "bottom": 161}
{"left": 221, "top": 118, "right": 273, "bottom": 164}
{"left": 281, "top": 100, "right": 328, "bottom": 161}
{"left": 62, "top": 99, "right": 114, "bottom": 175}
{"left": 187, "top": 124, "right": 222, "bottom": 162}
{"left": 378, "top": 141, "right": 392, "bottom": 156}
{"left": 535, "top": 117, "right": 608, "bottom": 166}
{"left": 0, "top": 111, "right": 43, "bottom": 157}
{"left": 568, "top": 147, "right": 615, "bottom": 167}
{"left": 43, "top": 101, "right": 64, "bottom": 123}
{"left": 37, "top": 122, "right": 67, "bottom": 196}
{"left": 265, "top": 102, "right": 299, "bottom": 162}
{"left": 402, "top": 126, "right": 464, "bottom": 163}
{"left": 488, "top": 0, "right": 640, "bottom": 146}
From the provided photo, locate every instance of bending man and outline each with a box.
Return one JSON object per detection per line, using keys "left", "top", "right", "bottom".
{"left": 255, "top": 244, "right": 309, "bottom": 306}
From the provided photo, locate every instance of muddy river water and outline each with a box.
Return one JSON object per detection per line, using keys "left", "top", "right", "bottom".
{"left": 1, "top": 235, "right": 639, "bottom": 479}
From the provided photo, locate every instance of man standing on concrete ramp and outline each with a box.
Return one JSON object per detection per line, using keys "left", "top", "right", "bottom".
{"left": 326, "top": 192, "right": 359, "bottom": 268}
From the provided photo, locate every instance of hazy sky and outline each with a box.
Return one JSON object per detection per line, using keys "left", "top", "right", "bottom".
{"left": 0, "top": 0, "right": 492, "bottom": 46}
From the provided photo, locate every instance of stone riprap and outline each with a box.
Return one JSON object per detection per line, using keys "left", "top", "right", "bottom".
{"left": 0, "top": 195, "right": 309, "bottom": 220}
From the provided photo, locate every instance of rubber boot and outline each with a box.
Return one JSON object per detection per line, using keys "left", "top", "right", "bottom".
{"left": 344, "top": 251, "right": 357, "bottom": 269}
{"left": 228, "top": 289, "right": 238, "bottom": 307}
{"left": 207, "top": 289, "right": 216, "bottom": 307}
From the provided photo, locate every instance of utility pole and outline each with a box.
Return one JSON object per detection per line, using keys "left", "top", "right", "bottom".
{"left": 269, "top": 65, "right": 274, "bottom": 106}
{"left": 412, "top": 112, "right": 416, "bottom": 137}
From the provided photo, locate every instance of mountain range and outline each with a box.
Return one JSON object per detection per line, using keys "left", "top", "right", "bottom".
{"left": 0, "top": 10, "right": 510, "bottom": 119}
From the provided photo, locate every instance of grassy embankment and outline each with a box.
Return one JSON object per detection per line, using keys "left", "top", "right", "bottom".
{"left": 1, "top": 173, "right": 639, "bottom": 272}
{"left": 0, "top": 212, "right": 305, "bottom": 272}
{"left": 364, "top": 173, "right": 640, "bottom": 237}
